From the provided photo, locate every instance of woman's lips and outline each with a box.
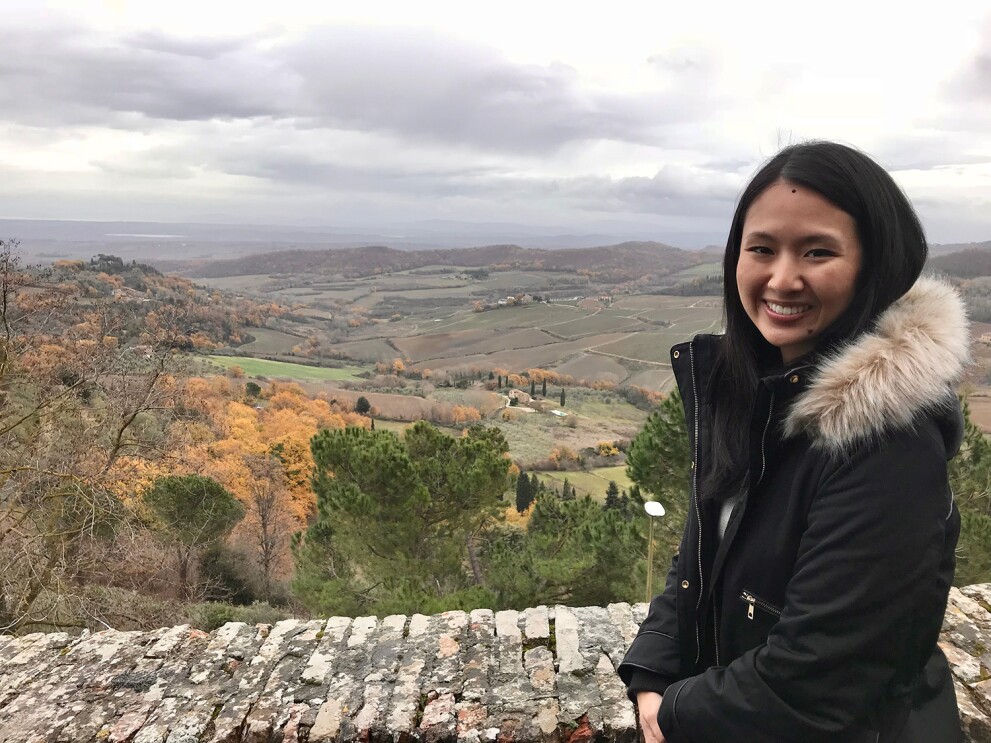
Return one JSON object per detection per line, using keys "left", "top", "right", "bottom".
{"left": 763, "top": 300, "right": 812, "bottom": 320}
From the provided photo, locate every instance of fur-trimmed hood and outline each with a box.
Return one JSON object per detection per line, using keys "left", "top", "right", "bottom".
{"left": 783, "top": 275, "right": 970, "bottom": 452}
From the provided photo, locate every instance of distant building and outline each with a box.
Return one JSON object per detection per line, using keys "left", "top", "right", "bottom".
{"left": 508, "top": 389, "right": 531, "bottom": 404}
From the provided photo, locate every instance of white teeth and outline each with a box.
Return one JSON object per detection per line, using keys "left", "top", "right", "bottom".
{"left": 766, "top": 302, "right": 810, "bottom": 316}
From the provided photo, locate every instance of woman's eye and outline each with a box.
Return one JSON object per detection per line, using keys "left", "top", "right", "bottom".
{"left": 745, "top": 246, "right": 772, "bottom": 255}
{"left": 807, "top": 248, "right": 836, "bottom": 258}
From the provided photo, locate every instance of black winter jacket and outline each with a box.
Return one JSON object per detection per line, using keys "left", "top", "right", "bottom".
{"left": 617, "top": 277, "right": 969, "bottom": 743}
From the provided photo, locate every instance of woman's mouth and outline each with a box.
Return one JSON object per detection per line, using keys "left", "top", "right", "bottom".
{"left": 764, "top": 301, "right": 811, "bottom": 317}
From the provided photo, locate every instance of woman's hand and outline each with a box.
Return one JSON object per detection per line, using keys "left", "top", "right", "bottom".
{"left": 636, "top": 691, "right": 666, "bottom": 743}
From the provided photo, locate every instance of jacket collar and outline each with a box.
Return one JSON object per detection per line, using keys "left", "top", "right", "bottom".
{"left": 782, "top": 276, "right": 970, "bottom": 452}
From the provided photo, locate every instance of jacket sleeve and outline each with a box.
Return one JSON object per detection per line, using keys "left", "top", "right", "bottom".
{"left": 618, "top": 541, "right": 684, "bottom": 696}
{"left": 657, "top": 425, "right": 952, "bottom": 743}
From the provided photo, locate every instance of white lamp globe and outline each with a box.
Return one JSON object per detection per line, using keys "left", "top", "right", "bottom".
{"left": 644, "top": 501, "right": 665, "bottom": 517}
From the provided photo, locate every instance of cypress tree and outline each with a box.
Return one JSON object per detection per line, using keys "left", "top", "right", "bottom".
{"left": 516, "top": 471, "right": 534, "bottom": 513}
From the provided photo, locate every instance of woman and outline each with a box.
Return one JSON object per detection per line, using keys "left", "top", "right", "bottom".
{"left": 618, "top": 141, "right": 968, "bottom": 742}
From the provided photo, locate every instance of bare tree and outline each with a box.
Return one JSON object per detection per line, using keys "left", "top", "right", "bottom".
{"left": 0, "top": 241, "right": 184, "bottom": 632}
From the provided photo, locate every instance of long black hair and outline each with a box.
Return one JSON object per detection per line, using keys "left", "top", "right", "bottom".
{"left": 705, "top": 141, "right": 929, "bottom": 501}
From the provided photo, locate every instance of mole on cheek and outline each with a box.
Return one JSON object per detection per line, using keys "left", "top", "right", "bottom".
{"left": 791, "top": 189, "right": 797, "bottom": 193}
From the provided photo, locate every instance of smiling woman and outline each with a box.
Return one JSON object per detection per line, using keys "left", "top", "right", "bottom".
{"left": 736, "top": 181, "right": 862, "bottom": 363}
{"left": 618, "top": 141, "right": 968, "bottom": 743}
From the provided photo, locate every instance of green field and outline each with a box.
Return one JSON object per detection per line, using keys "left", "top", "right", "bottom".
{"left": 543, "top": 313, "right": 642, "bottom": 338}
{"left": 535, "top": 467, "right": 634, "bottom": 501}
{"left": 239, "top": 327, "right": 304, "bottom": 355}
{"left": 206, "top": 356, "right": 368, "bottom": 380}
{"left": 429, "top": 304, "right": 581, "bottom": 333}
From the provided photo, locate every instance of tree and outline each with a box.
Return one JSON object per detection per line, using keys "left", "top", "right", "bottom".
{"left": 355, "top": 396, "right": 371, "bottom": 415}
{"left": 626, "top": 388, "right": 691, "bottom": 511}
{"left": 626, "top": 388, "right": 691, "bottom": 576}
{"left": 530, "top": 379, "right": 536, "bottom": 396}
{"left": 142, "top": 474, "right": 245, "bottom": 597}
{"left": 294, "top": 422, "right": 512, "bottom": 615}
{"left": 542, "top": 378, "right": 547, "bottom": 397}
{"left": 604, "top": 481, "right": 622, "bottom": 510}
{"left": 481, "top": 496, "right": 643, "bottom": 608}
{"left": 0, "top": 240, "right": 187, "bottom": 632}
{"left": 244, "top": 454, "right": 292, "bottom": 601}
{"left": 560, "top": 388, "right": 566, "bottom": 406}
{"left": 245, "top": 381, "right": 261, "bottom": 398}
{"left": 950, "top": 399, "right": 991, "bottom": 585}
{"left": 516, "top": 470, "right": 535, "bottom": 513}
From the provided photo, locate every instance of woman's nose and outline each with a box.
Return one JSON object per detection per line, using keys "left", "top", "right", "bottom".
{"left": 768, "top": 258, "right": 804, "bottom": 293}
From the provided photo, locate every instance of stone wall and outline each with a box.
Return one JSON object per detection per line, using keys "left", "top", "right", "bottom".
{"left": 2, "top": 587, "right": 991, "bottom": 742}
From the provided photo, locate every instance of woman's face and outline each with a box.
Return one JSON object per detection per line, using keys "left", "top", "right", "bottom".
{"left": 736, "top": 180, "right": 862, "bottom": 364}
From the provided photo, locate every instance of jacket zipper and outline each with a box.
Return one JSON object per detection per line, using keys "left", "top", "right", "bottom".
{"left": 740, "top": 590, "right": 782, "bottom": 620}
{"left": 755, "top": 389, "right": 775, "bottom": 487}
{"left": 689, "top": 342, "right": 704, "bottom": 666}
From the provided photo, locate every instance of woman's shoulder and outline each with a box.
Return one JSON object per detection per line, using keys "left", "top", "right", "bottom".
{"left": 784, "top": 277, "right": 968, "bottom": 455}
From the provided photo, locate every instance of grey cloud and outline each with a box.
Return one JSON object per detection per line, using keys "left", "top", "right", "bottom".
{"left": 873, "top": 133, "right": 991, "bottom": 172}
{"left": 0, "top": 20, "right": 703, "bottom": 154}
{"left": 279, "top": 26, "right": 685, "bottom": 153}
{"left": 0, "top": 22, "right": 292, "bottom": 126}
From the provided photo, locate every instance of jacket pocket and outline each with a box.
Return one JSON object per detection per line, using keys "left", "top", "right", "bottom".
{"left": 740, "top": 590, "right": 782, "bottom": 621}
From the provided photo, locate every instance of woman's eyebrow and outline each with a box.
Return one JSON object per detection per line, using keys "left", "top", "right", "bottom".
{"left": 742, "top": 231, "right": 843, "bottom": 247}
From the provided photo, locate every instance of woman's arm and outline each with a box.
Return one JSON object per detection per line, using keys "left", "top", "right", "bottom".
{"left": 618, "top": 540, "right": 685, "bottom": 695}
{"left": 657, "top": 425, "right": 952, "bottom": 743}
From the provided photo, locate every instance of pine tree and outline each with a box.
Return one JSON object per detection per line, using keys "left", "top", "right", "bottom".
{"left": 295, "top": 422, "right": 512, "bottom": 615}
{"left": 604, "top": 481, "right": 622, "bottom": 510}
{"left": 560, "top": 388, "right": 566, "bottom": 406}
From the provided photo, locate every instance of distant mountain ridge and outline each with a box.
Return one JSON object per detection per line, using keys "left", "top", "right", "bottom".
{"left": 167, "top": 241, "right": 719, "bottom": 281}
{"left": 929, "top": 242, "right": 991, "bottom": 278}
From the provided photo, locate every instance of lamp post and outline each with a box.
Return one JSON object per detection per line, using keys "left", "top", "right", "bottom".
{"left": 644, "top": 501, "right": 665, "bottom": 602}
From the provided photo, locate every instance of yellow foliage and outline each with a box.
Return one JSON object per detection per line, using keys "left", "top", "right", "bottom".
{"left": 504, "top": 502, "right": 534, "bottom": 527}
{"left": 596, "top": 441, "right": 620, "bottom": 457}
{"left": 452, "top": 404, "right": 482, "bottom": 424}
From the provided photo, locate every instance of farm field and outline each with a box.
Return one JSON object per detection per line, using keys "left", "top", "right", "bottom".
{"left": 543, "top": 312, "right": 644, "bottom": 338}
{"left": 534, "top": 467, "right": 634, "bottom": 501}
{"left": 666, "top": 262, "right": 723, "bottom": 279}
{"left": 394, "top": 327, "right": 553, "bottom": 362}
{"left": 412, "top": 332, "right": 632, "bottom": 374}
{"left": 328, "top": 338, "right": 398, "bottom": 362}
{"left": 552, "top": 354, "right": 629, "bottom": 384}
{"left": 624, "top": 369, "right": 676, "bottom": 391}
{"left": 206, "top": 356, "right": 367, "bottom": 381}
{"left": 238, "top": 327, "right": 303, "bottom": 355}
{"left": 429, "top": 304, "right": 581, "bottom": 333}
{"left": 591, "top": 333, "right": 674, "bottom": 364}
{"left": 565, "top": 391, "right": 650, "bottom": 425}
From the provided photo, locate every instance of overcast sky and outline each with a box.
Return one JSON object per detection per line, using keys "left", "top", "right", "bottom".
{"left": 1, "top": 0, "right": 990, "bottom": 246}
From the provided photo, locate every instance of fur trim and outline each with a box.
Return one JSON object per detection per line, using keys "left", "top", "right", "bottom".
{"left": 783, "top": 276, "right": 970, "bottom": 452}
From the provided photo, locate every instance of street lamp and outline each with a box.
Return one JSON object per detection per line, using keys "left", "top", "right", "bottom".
{"left": 644, "top": 501, "right": 665, "bottom": 602}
